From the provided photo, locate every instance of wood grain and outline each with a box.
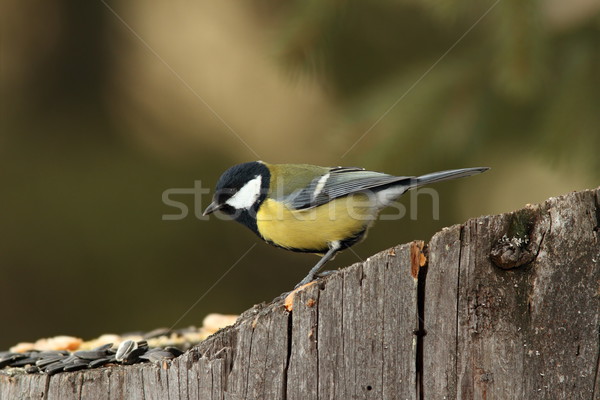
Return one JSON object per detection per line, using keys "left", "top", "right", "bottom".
{"left": 1, "top": 188, "right": 598, "bottom": 400}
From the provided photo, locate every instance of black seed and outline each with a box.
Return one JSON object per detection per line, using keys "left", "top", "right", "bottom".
{"left": 136, "top": 340, "right": 149, "bottom": 349}
{"left": 88, "top": 357, "right": 112, "bottom": 369}
{"left": 37, "top": 350, "right": 69, "bottom": 357}
{"left": 36, "top": 356, "right": 66, "bottom": 368}
{"left": 165, "top": 347, "right": 183, "bottom": 357}
{"left": 148, "top": 351, "right": 175, "bottom": 363}
{"left": 146, "top": 348, "right": 163, "bottom": 353}
{"left": 92, "top": 343, "right": 114, "bottom": 352}
{"left": 0, "top": 354, "right": 27, "bottom": 369}
{"left": 63, "top": 362, "right": 88, "bottom": 372}
{"left": 123, "top": 347, "right": 147, "bottom": 364}
{"left": 143, "top": 328, "right": 171, "bottom": 339}
{"left": 138, "top": 348, "right": 161, "bottom": 360}
{"left": 61, "top": 355, "right": 78, "bottom": 364}
{"left": 74, "top": 350, "right": 107, "bottom": 360}
{"left": 10, "top": 357, "right": 38, "bottom": 367}
{"left": 116, "top": 340, "right": 137, "bottom": 361}
{"left": 44, "top": 363, "right": 65, "bottom": 375}
{"left": 25, "top": 365, "right": 39, "bottom": 374}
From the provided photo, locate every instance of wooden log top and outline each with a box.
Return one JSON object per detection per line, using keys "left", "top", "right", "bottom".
{"left": 1, "top": 187, "right": 599, "bottom": 400}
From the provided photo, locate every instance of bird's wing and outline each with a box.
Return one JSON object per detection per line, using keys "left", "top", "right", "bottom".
{"left": 286, "top": 167, "right": 412, "bottom": 210}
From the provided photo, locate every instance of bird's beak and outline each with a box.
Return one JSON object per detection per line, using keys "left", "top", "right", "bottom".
{"left": 203, "top": 201, "right": 222, "bottom": 216}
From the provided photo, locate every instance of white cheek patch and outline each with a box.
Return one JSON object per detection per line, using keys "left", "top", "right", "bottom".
{"left": 226, "top": 175, "right": 262, "bottom": 209}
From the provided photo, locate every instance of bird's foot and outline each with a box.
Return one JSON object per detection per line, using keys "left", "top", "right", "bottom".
{"left": 316, "top": 270, "right": 336, "bottom": 278}
{"left": 294, "top": 275, "right": 315, "bottom": 289}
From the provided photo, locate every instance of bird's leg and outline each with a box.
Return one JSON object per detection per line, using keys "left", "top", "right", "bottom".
{"left": 295, "top": 245, "right": 339, "bottom": 288}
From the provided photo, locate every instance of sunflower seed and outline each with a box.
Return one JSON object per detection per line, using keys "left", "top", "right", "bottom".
{"left": 25, "top": 365, "right": 39, "bottom": 374}
{"left": 10, "top": 357, "right": 38, "bottom": 367}
{"left": 138, "top": 348, "right": 161, "bottom": 360}
{"left": 35, "top": 356, "right": 65, "bottom": 368}
{"left": 115, "top": 340, "right": 137, "bottom": 362}
{"left": 148, "top": 351, "right": 176, "bottom": 363}
{"left": 92, "top": 343, "right": 114, "bottom": 352}
{"left": 74, "top": 350, "right": 107, "bottom": 360}
{"left": 61, "top": 355, "right": 78, "bottom": 364}
{"left": 165, "top": 347, "right": 183, "bottom": 357}
{"left": 63, "top": 361, "right": 88, "bottom": 372}
{"left": 44, "top": 362, "right": 65, "bottom": 375}
{"left": 0, "top": 354, "right": 27, "bottom": 368}
{"left": 136, "top": 340, "right": 148, "bottom": 349}
{"left": 146, "top": 347, "right": 163, "bottom": 353}
{"left": 123, "top": 347, "right": 147, "bottom": 364}
{"left": 37, "top": 350, "right": 69, "bottom": 357}
{"left": 88, "top": 357, "right": 112, "bottom": 368}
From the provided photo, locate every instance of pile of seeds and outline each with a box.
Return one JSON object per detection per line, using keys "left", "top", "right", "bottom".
{"left": 0, "top": 340, "right": 185, "bottom": 376}
{"left": 0, "top": 314, "right": 239, "bottom": 376}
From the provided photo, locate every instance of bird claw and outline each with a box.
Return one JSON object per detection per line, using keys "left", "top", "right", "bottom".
{"left": 316, "top": 270, "right": 336, "bottom": 278}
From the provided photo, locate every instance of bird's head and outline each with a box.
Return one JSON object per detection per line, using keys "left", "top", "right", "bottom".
{"left": 203, "top": 161, "right": 271, "bottom": 217}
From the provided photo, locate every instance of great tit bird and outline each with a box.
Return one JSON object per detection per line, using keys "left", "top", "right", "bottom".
{"left": 204, "top": 162, "right": 488, "bottom": 287}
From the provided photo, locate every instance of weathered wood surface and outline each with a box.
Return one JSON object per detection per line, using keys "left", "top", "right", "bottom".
{"left": 1, "top": 188, "right": 599, "bottom": 400}
{"left": 424, "top": 188, "right": 600, "bottom": 400}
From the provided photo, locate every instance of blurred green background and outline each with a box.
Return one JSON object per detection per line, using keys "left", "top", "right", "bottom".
{"left": 1, "top": 0, "right": 599, "bottom": 349}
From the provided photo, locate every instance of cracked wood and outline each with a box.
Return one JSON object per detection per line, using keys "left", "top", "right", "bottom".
{"left": 1, "top": 188, "right": 598, "bottom": 400}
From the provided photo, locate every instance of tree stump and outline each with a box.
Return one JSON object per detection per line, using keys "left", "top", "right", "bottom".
{"left": 2, "top": 188, "right": 599, "bottom": 400}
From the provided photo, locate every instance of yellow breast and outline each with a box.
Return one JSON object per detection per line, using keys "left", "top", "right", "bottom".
{"left": 256, "top": 196, "right": 375, "bottom": 252}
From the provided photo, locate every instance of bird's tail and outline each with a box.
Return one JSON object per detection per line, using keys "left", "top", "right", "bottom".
{"left": 409, "top": 167, "right": 489, "bottom": 188}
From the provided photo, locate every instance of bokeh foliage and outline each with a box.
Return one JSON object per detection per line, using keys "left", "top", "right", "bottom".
{"left": 275, "top": 0, "right": 600, "bottom": 169}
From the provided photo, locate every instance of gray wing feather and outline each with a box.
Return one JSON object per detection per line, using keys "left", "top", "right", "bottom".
{"left": 287, "top": 169, "right": 413, "bottom": 210}
{"left": 285, "top": 166, "right": 489, "bottom": 210}
{"left": 414, "top": 167, "right": 489, "bottom": 186}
